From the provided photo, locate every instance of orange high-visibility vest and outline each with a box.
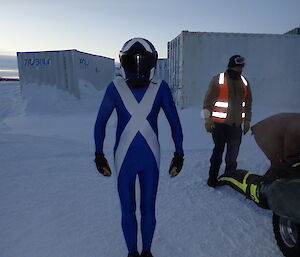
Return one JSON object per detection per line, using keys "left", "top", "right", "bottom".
{"left": 212, "top": 72, "right": 248, "bottom": 123}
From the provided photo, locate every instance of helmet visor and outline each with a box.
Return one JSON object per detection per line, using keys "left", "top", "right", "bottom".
{"left": 120, "top": 53, "right": 156, "bottom": 74}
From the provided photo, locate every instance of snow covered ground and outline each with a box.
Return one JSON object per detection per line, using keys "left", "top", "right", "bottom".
{"left": 0, "top": 81, "right": 291, "bottom": 257}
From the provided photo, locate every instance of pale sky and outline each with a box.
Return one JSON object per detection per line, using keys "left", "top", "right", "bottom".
{"left": 1, "top": 0, "right": 299, "bottom": 60}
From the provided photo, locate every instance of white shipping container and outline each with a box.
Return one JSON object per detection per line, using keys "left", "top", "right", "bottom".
{"left": 168, "top": 31, "right": 300, "bottom": 109}
{"left": 17, "top": 50, "right": 115, "bottom": 98}
{"left": 156, "top": 59, "right": 169, "bottom": 83}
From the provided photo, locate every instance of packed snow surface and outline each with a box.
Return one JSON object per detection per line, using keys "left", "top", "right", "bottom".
{"left": 0, "top": 81, "right": 292, "bottom": 257}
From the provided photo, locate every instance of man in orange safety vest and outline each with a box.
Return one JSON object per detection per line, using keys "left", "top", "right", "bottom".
{"left": 202, "top": 55, "right": 253, "bottom": 187}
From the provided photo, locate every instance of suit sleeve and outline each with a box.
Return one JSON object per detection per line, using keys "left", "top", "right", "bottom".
{"left": 161, "top": 81, "right": 184, "bottom": 155}
{"left": 94, "top": 83, "right": 115, "bottom": 153}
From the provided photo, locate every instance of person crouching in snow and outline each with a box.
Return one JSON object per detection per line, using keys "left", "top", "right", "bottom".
{"left": 94, "top": 38, "right": 184, "bottom": 257}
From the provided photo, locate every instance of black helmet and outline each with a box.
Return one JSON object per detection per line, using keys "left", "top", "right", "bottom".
{"left": 119, "top": 38, "right": 158, "bottom": 88}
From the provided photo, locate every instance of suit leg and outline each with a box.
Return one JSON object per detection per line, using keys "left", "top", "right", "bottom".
{"left": 138, "top": 157, "right": 159, "bottom": 253}
{"left": 118, "top": 160, "right": 138, "bottom": 254}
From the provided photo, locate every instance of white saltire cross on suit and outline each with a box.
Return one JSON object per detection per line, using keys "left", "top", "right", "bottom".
{"left": 113, "top": 76, "right": 162, "bottom": 174}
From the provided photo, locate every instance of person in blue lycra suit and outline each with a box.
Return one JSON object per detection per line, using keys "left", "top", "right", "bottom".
{"left": 94, "top": 38, "right": 184, "bottom": 257}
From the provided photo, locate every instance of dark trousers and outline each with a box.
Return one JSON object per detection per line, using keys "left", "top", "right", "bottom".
{"left": 209, "top": 123, "right": 242, "bottom": 178}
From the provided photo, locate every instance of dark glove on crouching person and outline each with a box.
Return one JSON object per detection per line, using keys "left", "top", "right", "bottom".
{"left": 169, "top": 152, "right": 184, "bottom": 177}
{"left": 94, "top": 152, "right": 112, "bottom": 177}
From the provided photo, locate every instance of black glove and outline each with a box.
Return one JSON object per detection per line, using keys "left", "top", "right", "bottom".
{"left": 94, "top": 152, "right": 112, "bottom": 177}
{"left": 169, "top": 152, "right": 184, "bottom": 177}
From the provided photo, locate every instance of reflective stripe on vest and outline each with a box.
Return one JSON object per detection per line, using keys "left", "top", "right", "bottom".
{"left": 113, "top": 76, "right": 161, "bottom": 173}
{"left": 212, "top": 72, "right": 248, "bottom": 123}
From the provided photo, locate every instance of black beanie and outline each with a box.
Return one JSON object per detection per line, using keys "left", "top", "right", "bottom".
{"left": 227, "top": 55, "right": 244, "bottom": 68}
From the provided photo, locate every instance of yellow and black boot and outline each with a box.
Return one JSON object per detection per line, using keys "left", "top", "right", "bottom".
{"left": 218, "top": 170, "right": 270, "bottom": 209}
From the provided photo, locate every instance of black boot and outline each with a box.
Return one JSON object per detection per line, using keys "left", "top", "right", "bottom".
{"left": 128, "top": 253, "right": 140, "bottom": 257}
{"left": 207, "top": 175, "right": 217, "bottom": 187}
{"left": 140, "top": 252, "right": 153, "bottom": 257}
{"left": 207, "top": 167, "right": 219, "bottom": 188}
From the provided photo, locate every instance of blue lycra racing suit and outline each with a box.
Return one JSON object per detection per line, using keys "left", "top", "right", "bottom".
{"left": 94, "top": 76, "right": 183, "bottom": 254}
